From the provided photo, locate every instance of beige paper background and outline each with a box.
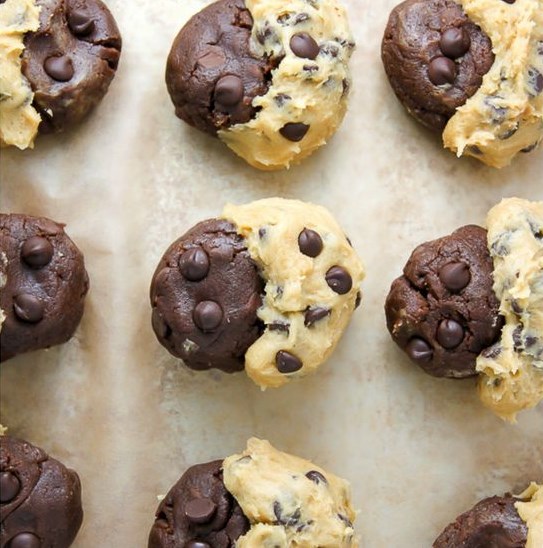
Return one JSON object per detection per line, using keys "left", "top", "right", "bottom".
{"left": 1, "top": 0, "right": 542, "bottom": 546}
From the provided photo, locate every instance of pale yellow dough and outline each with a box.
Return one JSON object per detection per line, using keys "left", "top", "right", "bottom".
{"left": 218, "top": 0, "right": 354, "bottom": 170}
{"left": 443, "top": 0, "right": 543, "bottom": 168}
{"left": 222, "top": 198, "right": 364, "bottom": 389}
{"left": 515, "top": 483, "right": 543, "bottom": 548}
{"left": 476, "top": 198, "right": 543, "bottom": 421}
{"left": 223, "top": 438, "right": 358, "bottom": 548}
{"left": 0, "top": 0, "right": 41, "bottom": 149}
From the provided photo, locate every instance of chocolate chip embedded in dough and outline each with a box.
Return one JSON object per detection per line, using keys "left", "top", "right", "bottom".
{"left": 193, "top": 301, "right": 223, "bottom": 332}
{"left": 428, "top": 57, "right": 456, "bottom": 85}
{"left": 276, "top": 350, "right": 303, "bottom": 373}
{"left": 501, "top": 0, "right": 516, "bottom": 3}
{"left": 440, "top": 28, "right": 471, "bottom": 59}
{"left": 21, "top": 236, "right": 54, "bottom": 268}
{"left": 304, "top": 307, "right": 330, "bottom": 327}
{"left": 68, "top": 10, "right": 95, "bottom": 36}
{"left": 437, "top": 319, "right": 464, "bottom": 349}
{"left": 44, "top": 56, "right": 74, "bottom": 82}
{"left": 8, "top": 533, "right": 41, "bottom": 548}
{"left": 179, "top": 248, "right": 210, "bottom": 281}
{"left": 438, "top": 262, "right": 471, "bottom": 292}
{"left": 406, "top": 338, "right": 433, "bottom": 363}
{"left": 214, "top": 75, "right": 244, "bottom": 108}
{"left": 306, "top": 470, "right": 327, "bottom": 484}
{"left": 0, "top": 471, "right": 20, "bottom": 503}
{"left": 184, "top": 542, "right": 211, "bottom": 548}
{"left": 13, "top": 294, "right": 44, "bottom": 323}
{"left": 290, "top": 32, "right": 320, "bottom": 59}
{"left": 325, "top": 266, "right": 352, "bottom": 295}
{"left": 298, "top": 228, "right": 323, "bottom": 257}
{"left": 184, "top": 498, "right": 217, "bottom": 524}
{"left": 280, "top": 123, "right": 310, "bottom": 142}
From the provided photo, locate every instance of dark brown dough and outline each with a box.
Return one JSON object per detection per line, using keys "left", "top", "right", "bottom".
{"left": 384, "top": 225, "right": 502, "bottom": 378}
{"left": 150, "top": 219, "right": 263, "bottom": 373}
{"left": 381, "top": 0, "right": 494, "bottom": 130}
{"left": 148, "top": 460, "right": 249, "bottom": 548}
{"left": 433, "top": 495, "right": 528, "bottom": 547}
{"left": 0, "top": 213, "right": 89, "bottom": 362}
{"left": 22, "top": 0, "right": 122, "bottom": 134}
{"left": 165, "top": 0, "right": 275, "bottom": 136}
{"left": 0, "top": 436, "right": 83, "bottom": 548}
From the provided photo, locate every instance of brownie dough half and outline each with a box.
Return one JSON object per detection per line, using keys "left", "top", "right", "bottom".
{"left": 0, "top": 213, "right": 89, "bottom": 362}
{"left": 0, "top": 435, "right": 83, "bottom": 548}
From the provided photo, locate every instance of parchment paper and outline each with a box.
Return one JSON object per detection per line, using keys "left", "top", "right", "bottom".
{"left": 1, "top": 1, "right": 542, "bottom": 546}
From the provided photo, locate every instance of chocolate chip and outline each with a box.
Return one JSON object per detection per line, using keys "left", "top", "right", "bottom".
{"left": 406, "top": 338, "right": 433, "bottom": 362}
{"left": 8, "top": 533, "right": 41, "bottom": 548}
{"left": 274, "top": 93, "right": 291, "bottom": 106}
{"left": 184, "top": 498, "right": 217, "bottom": 524}
{"left": 68, "top": 10, "right": 95, "bottom": 36}
{"left": 325, "top": 266, "right": 352, "bottom": 295}
{"left": 482, "top": 344, "right": 501, "bottom": 359}
{"left": 21, "top": 236, "right": 54, "bottom": 268}
{"left": 304, "top": 307, "right": 330, "bottom": 327}
{"left": 501, "top": 0, "right": 516, "bottom": 3}
{"left": 13, "top": 294, "right": 44, "bottom": 323}
{"left": 276, "top": 350, "right": 303, "bottom": 373}
{"left": 273, "top": 501, "right": 301, "bottom": 526}
{"left": 193, "top": 301, "right": 223, "bottom": 332}
{"left": 440, "top": 28, "right": 470, "bottom": 59}
{"left": 298, "top": 228, "right": 323, "bottom": 257}
{"left": 521, "top": 142, "right": 538, "bottom": 153}
{"left": 512, "top": 325, "right": 523, "bottom": 350}
{"left": 527, "top": 67, "right": 543, "bottom": 95}
{"left": 355, "top": 291, "right": 362, "bottom": 309}
{"left": 290, "top": 32, "right": 320, "bottom": 59}
{"left": 214, "top": 75, "right": 244, "bottom": 107}
{"left": 184, "top": 543, "right": 210, "bottom": 548}
{"left": 280, "top": 122, "right": 309, "bottom": 142}
{"left": 437, "top": 319, "right": 464, "bottom": 349}
{"left": 338, "top": 513, "right": 353, "bottom": 527}
{"left": 269, "top": 321, "right": 290, "bottom": 333}
{"left": 44, "top": 56, "right": 74, "bottom": 82}
{"left": 306, "top": 470, "right": 327, "bottom": 484}
{"left": 428, "top": 57, "right": 456, "bottom": 85}
{"left": 438, "top": 262, "right": 471, "bottom": 292}
{"left": 258, "top": 227, "right": 267, "bottom": 239}
{"left": 179, "top": 248, "right": 210, "bottom": 281}
{"left": 0, "top": 471, "right": 20, "bottom": 503}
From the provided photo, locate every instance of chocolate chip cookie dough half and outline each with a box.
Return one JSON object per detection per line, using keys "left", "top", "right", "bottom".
{"left": 150, "top": 198, "right": 364, "bottom": 389}
{"left": 148, "top": 438, "right": 358, "bottom": 547}
{"left": 385, "top": 197, "right": 542, "bottom": 421}
{"left": 0, "top": 0, "right": 122, "bottom": 149}
{"left": 382, "top": 0, "right": 543, "bottom": 168}
{"left": 166, "top": 0, "right": 354, "bottom": 170}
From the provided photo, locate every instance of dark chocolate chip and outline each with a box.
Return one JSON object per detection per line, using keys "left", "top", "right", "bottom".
{"left": 8, "top": 533, "right": 41, "bottom": 548}
{"left": 501, "top": 0, "right": 516, "bottom": 3}
{"left": 68, "top": 10, "right": 95, "bottom": 36}
{"left": 512, "top": 325, "right": 523, "bottom": 350}
{"left": 440, "top": 28, "right": 470, "bottom": 59}
{"left": 0, "top": 471, "right": 20, "bottom": 503}
{"left": 306, "top": 470, "right": 327, "bottom": 484}
{"left": 184, "top": 498, "right": 217, "bottom": 524}
{"left": 325, "top": 266, "right": 352, "bottom": 295}
{"left": 355, "top": 291, "right": 362, "bottom": 309}
{"left": 437, "top": 319, "right": 464, "bottom": 349}
{"left": 406, "top": 338, "right": 433, "bottom": 363}
{"left": 428, "top": 57, "right": 457, "bottom": 85}
{"left": 438, "top": 262, "right": 471, "bottom": 292}
{"left": 179, "top": 248, "right": 210, "bottom": 281}
{"left": 482, "top": 344, "right": 501, "bottom": 359}
{"left": 214, "top": 75, "right": 244, "bottom": 107}
{"left": 304, "top": 307, "right": 330, "bottom": 327}
{"left": 298, "top": 228, "right": 323, "bottom": 257}
{"left": 13, "top": 294, "right": 44, "bottom": 323}
{"left": 258, "top": 227, "right": 267, "bottom": 239}
{"left": 274, "top": 93, "right": 291, "bottom": 106}
{"left": 44, "top": 56, "right": 74, "bottom": 82}
{"left": 184, "top": 543, "right": 210, "bottom": 548}
{"left": 280, "top": 122, "right": 310, "bottom": 142}
{"left": 276, "top": 350, "right": 303, "bottom": 373}
{"left": 290, "top": 32, "right": 320, "bottom": 59}
{"left": 193, "top": 301, "right": 223, "bottom": 332}
{"left": 521, "top": 142, "right": 539, "bottom": 153}
{"left": 21, "top": 236, "right": 54, "bottom": 268}
{"left": 269, "top": 321, "right": 290, "bottom": 333}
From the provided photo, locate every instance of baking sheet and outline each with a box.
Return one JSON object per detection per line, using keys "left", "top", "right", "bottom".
{"left": 1, "top": 0, "right": 542, "bottom": 546}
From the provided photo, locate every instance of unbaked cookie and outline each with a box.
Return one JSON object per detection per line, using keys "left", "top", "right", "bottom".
{"left": 0, "top": 0, "right": 122, "bottom": 149}
{"left": 148, "top": 438, "right": 357, "bottom": 548}
{"left": 382, "top": 0, "right": 543, "bottom": 168}
{"left": 385, "top": 198, "right": 543, "bottom": 421}
{"left": 0, "top": 213, "right": 89, "bottom": 362}
{"left": 0, "top": 435, "right": 83, "bottom": 547}
{"left": 150, "top": 198, "right": 365, "bottom": 389}
{"left": 166, "top": 0, "right": 354, "bottom": 170}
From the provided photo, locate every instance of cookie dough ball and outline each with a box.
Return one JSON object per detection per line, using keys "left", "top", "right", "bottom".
{"left": 166, "top": 0, "right": 354, "bottom": 170}
{"left": 150, "top": 199, "right": 364, "bottom": 388}
{"left": 385, "top": 225, "right": 502, "bottom": 378}
{"left": 0, "top": 213, "right": 89, "bottom": 362}
{"left": 382, "top": 0, "right": 543, "bottom": 168}
{"left": 0, "top": 0, "right": 122, "bottom": 149}
{"left": 0, "top": 435, "right": 83, "bottom": 547}
{"left": 382, "top": 0, "right": 494, "bottom": 131}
